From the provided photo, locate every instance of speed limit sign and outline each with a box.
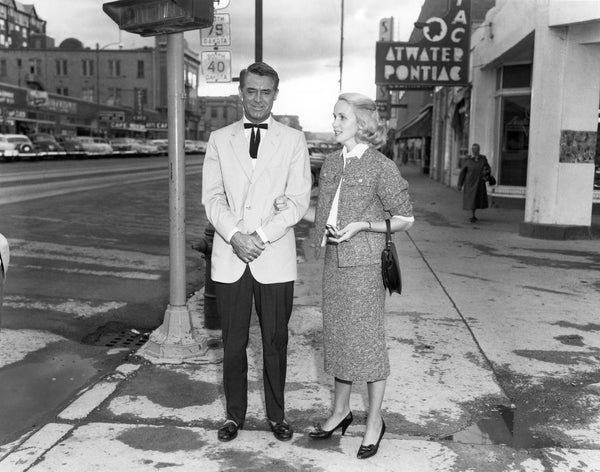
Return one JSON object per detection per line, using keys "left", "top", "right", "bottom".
{"left": 201, "top": 51, "right": 231, "bottom": 83}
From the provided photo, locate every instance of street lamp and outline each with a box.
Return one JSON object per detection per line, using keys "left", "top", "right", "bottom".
{"left": 103, "top": 0, "right": 214, "bottom": 363}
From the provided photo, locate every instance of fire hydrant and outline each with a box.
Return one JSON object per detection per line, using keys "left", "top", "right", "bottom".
{"left": 192, "top": 224, "right": 220, "bottom": 330}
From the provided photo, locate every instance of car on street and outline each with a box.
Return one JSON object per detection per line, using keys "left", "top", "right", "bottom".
{"left": 184, "top": 140, "right": 196, "bottom": 154}
{"left": 192, "top": 140, "right": 207, "bottom": 153}
{"left": 0, "top": 134, "right": 35, "bottom": 159}
{"left": 76, "top": 137, "right": 113, "bottom": 157}
{"left": 93, "top": 138, "right": 114, "bottom": 154}
{"left": 28, "top": 133, "right": 66, "bottom": 157}
{"left": 150, "top": 139, "right": 169, "bottom": 155}
{"left": 110, "top": 137, "right": 160, "bottom": 156}
{"left": 56, "top": 136, "right": 85, "bottom": 157}
{"left": 138, "top": 139, "right": 161, "bottom": 156}
{"left": 0, "top": 135, "right": 20, "bottom": 161}
{"left": 307, "top": 140, "right": 339, "bottom": 186}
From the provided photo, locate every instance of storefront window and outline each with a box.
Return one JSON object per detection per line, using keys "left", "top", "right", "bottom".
{"left": 499, "top": 95, "right": 530, "bottom": 186}
{"left": 497, "top": 64, "right": 532, "bottom": 186}
{"left": 501, "top": 64, "right": 531, "bottom": 89}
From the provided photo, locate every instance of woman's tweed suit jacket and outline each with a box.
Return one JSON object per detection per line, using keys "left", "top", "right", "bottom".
{"left": 314, "top": 147, "right": 413, "bottom": 267}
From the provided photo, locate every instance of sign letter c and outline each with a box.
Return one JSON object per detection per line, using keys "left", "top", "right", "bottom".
{"left": 451, "top": 28, "right": 465, "bottom": 43}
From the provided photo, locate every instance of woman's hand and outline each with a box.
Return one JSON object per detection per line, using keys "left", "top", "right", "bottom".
{"left": 327, "top": 222, "right": 368, "bottom": 244}
{"left": 273, "top": 195, "right": 289, "bottom": 214}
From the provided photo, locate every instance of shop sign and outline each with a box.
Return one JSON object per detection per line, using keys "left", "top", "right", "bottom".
{"left": 27, "top": 90, "right": 49, "bottom": 107}
{"left": 99, "top": 110, "right": 125, "bottom": 122}
{"left": 7, "top": 109, "right": 27, "bottom": 119}
{"left": 146, "top": 121, "right": 168, "bottom": 129}
{"left": 111, "top": 122, "right": 147, "bottom": 132}
{"left": 46, "top": 98, "right": 77, "bottom": 114}
{"left": 375, "top": 0, "right": 470, "bottom": 88}
{"left": 0, "top": 90, "right": 15, "bottom": 105}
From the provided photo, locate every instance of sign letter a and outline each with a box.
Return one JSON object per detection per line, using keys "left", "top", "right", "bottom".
{"left": 452, "top": 10, "right": 467, "bottom": 25}
{"left": 385, "top": 47, "right": 396, "bottom": 60}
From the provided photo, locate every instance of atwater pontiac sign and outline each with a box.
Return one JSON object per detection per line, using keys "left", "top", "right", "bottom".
{"left": 375, "top": 0, "right": 470, "bottom": 89}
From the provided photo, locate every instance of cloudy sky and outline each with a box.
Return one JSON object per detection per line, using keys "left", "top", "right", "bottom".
{"left": 33, "top": 0, "right": 424, "bottom": 132}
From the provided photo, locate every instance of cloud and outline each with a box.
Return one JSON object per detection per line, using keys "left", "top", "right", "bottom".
{"left": 32, "top": 0, "right": 424, "bottom": 131}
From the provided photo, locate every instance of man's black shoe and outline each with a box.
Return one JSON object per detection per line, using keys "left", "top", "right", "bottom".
{"left": 269, "top": 421, "right": 293, "bottom": 441}
{"left": 217, "top": 421, "right": 240, "bottom": 442}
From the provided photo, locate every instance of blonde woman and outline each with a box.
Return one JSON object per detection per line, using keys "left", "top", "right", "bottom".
{"left": 277, "top": 93, "right": 413, "bottom": 458}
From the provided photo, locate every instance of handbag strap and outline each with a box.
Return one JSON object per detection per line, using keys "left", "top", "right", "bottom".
{"left": 385, "top": 219, "right": 392, "bottom": 246}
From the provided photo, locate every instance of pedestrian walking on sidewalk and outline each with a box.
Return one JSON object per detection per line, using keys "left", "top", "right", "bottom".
{"left": 201, "top": 62, "right": 312, "bottom": 443}
{"left": 299, "top": 92, "right": 413, "bottom": 459}
{"left": 457, "top": 143, "right": 492, "bottom": 222}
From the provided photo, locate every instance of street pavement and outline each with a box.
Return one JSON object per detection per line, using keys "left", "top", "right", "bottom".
{"left": 1, "top": 163, "right": 600, "bottom": 471}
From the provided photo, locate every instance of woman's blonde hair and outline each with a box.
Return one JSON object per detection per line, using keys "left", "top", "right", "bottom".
{"left": 338, "top": 92, "right": 387, "bottom": 147}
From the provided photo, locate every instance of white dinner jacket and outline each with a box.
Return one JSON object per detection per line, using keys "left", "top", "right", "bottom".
{"left": 201, "top": 118, "right": 311, "bottom": 284}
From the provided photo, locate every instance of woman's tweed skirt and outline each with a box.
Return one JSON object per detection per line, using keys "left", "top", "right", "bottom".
{"left": 322, "top": 243, "right": 389, "bottom": 382}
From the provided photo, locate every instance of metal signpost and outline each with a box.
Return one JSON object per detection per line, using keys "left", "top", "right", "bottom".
{"left": 103, "top": 0, "right": 214, "bottom": 363}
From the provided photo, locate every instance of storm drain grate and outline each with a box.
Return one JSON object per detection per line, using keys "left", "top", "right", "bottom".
{"left": 101, "top": 330, "right": 149, "bottom": 350}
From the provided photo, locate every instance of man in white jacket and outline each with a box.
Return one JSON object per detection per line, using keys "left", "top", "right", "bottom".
{"left": 201, "top": 62, "right": 311, "bottom": 443}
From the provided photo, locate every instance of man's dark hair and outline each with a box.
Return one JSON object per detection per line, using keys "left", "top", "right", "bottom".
{"left": 239, "top": 62, "right": 279, "bottom": 90}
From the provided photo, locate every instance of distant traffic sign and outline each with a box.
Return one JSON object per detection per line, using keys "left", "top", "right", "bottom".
{"left": 98, "top": 110, "right": 125, "bottom": 122}
{"left": 200, "top": 13, "right": 230, "bottom": 46}
{"left": 213, "top": 0, "right": 229, "bottom": 9}
{"left": 201, "top": 51, "right": 231, "bottom": 82}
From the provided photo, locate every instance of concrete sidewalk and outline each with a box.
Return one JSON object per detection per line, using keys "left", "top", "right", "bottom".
{"left": 2, "top": 164, "right": 600, "bottom": 471}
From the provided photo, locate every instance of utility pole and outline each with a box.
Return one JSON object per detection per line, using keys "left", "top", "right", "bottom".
{"left": 339, "top": 0, "right": 344, "bottom": 92}
{"left": 255, "top": 0, "right": 263, "bottom": 62}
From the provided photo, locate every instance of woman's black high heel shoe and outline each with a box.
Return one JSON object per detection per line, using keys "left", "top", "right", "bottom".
{"left": 308, "top": 411, "right": 353, "bottom": 439}
{"left": 357, "top": 420, "right": 385, "bottom": 459}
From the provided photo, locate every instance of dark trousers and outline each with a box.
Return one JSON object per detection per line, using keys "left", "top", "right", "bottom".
{"left": 215, "top": 266, "right": 294, "bottom": 426}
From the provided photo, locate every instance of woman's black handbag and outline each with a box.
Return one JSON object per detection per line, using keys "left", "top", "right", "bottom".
{"left": 487, "top": 175, "right": 497, "bottom": 186}
{"left": 381, "top": 219, "right": 402, "bottom": 295}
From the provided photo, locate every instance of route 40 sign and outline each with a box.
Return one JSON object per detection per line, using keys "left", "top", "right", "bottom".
{"left": 201, "top": 51, "right": 231, "bottom": 82}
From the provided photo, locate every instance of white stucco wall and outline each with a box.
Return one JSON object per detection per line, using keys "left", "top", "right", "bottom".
{"left": 471, "top": 0, "right": 600, "bottom": 228}
{"left": 548, "top": 0, "right": 600, "bottom": 27}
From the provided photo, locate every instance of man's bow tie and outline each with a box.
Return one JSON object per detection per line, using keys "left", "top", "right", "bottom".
{"left": 245, "top": 123, "right": 268, "bottom": 159}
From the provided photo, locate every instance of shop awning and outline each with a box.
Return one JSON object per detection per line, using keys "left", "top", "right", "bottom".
{"left": 398, "top": 104, "right": 433, "bottom": 139}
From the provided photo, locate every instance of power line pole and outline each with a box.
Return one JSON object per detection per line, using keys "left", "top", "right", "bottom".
{"left": 255, "top": 0, "right": 263, "bottom": 62}
{"left": 339, "top": 0, "right": 344, "bottom": 92}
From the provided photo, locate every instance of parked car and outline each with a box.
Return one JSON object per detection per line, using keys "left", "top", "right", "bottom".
{"left": 138, "top": 139, "right": 161, "bottom": 155}
{"left": 0, "top": 134, "right": 35, "bottom": 159}
{"left": 109, "top": 137, "right": 159, "bottom": 155}
{"left": 150, "top": 139, "right": 169, "bottom": 155}
{"left": 0, "top": 135, "right": 20, "bottom": 161}
{"left": 307, "top": 141, "right": 339, "bottom": 187}
{"left": 92, "top": 138, "right": 114, "bottom": 154}
{"left": 184, "top": 140, "right": 196, "bottom": 154}
{"left": 192, "top": 140, "right": 207, "bottom": 153}
{"left": 56, "top": 135, "right": 85, "bottom": 157}
{"left": 76, "top": 136, "right": 112, "bottom": 156}
{"left": 28, "top": 133, "right": 65, "bottom": 156}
